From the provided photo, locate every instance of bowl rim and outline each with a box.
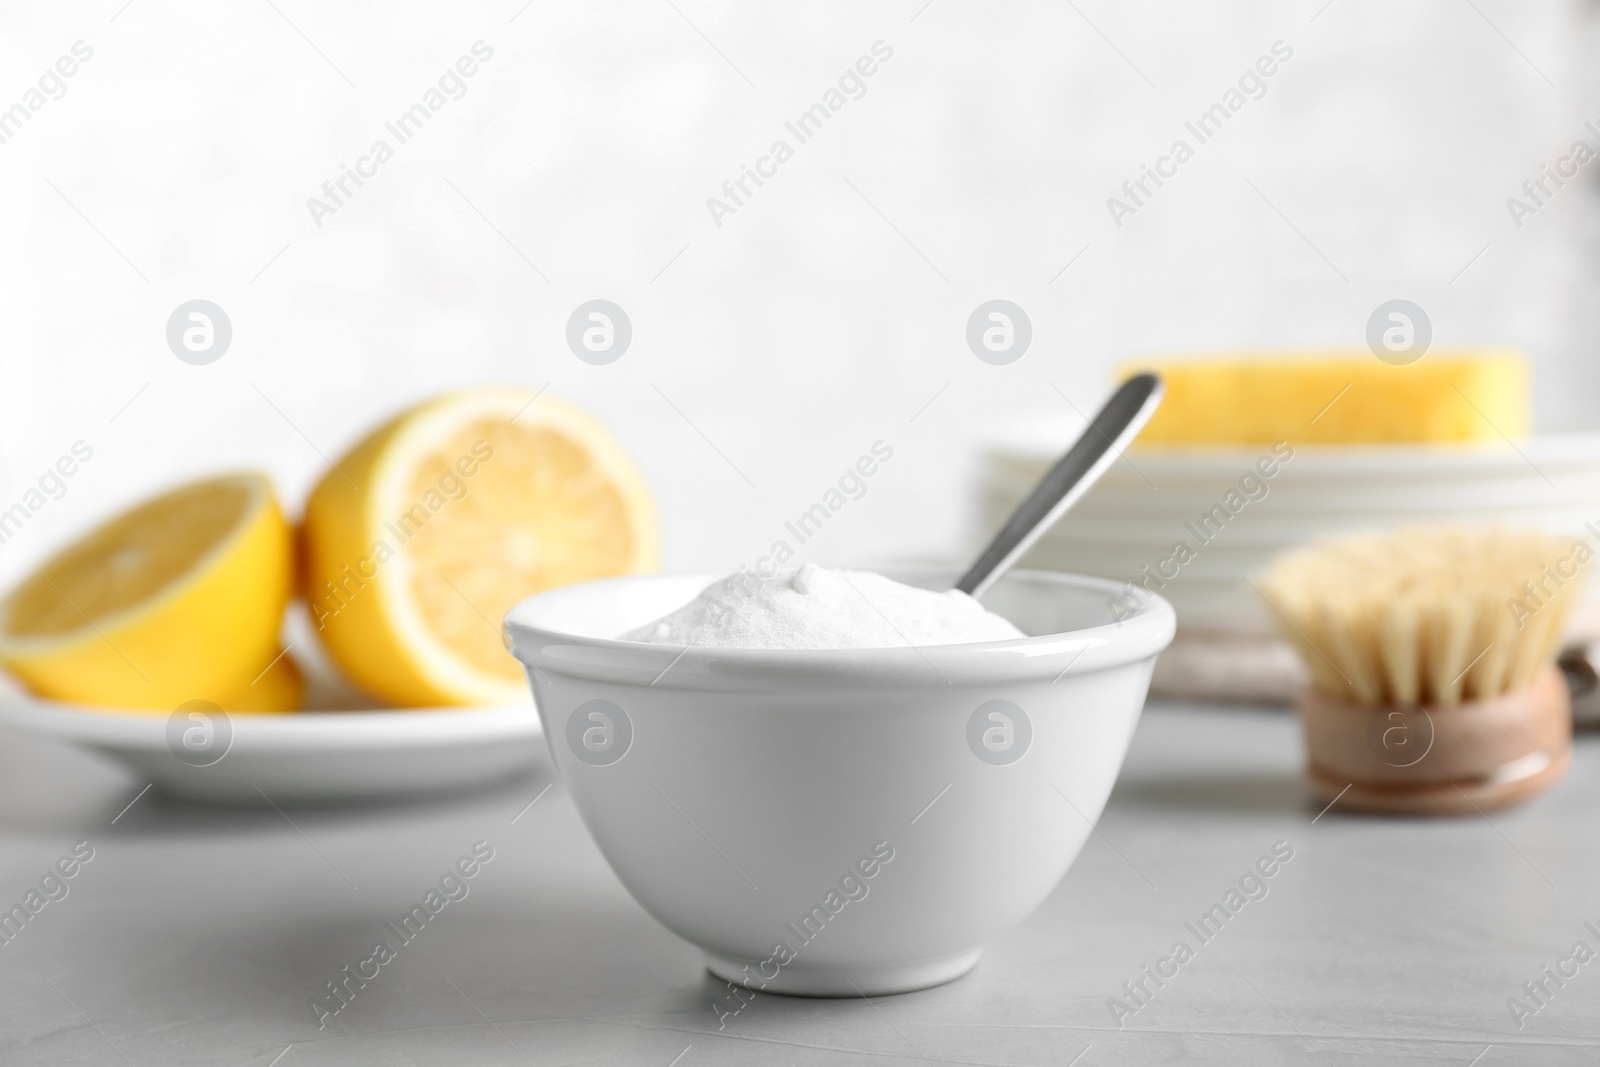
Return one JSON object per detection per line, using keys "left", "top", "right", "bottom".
{"left": 504, "top": 567, "right": 1175, "bottom": 689}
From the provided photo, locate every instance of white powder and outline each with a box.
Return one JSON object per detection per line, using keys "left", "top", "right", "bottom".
{"left": 621, "top": 563, "right": 1026, "bottom": 650}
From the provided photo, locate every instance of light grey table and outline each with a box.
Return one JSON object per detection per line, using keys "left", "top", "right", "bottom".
{"left": 1, "top": 702, "right": 1595, "bottom": 1066}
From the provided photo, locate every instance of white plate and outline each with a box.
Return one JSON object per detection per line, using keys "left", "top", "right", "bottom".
{"left": 986, "top": 430, "right": 1600, "bottom": 478}
{"left": 980, "top": 431, "right": 1600, "bottom": 637}
{"left": 0, "top": 697, "right": 544, "bottom": 804}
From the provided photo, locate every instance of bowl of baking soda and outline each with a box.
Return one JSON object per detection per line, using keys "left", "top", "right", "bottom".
{"left": 504, "top": 562, "right": 1174, "bottom": 996}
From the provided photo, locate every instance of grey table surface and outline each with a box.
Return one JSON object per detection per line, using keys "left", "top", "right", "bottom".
{"left": 1, "top": 701, "right": 1595, "bottom": 1067}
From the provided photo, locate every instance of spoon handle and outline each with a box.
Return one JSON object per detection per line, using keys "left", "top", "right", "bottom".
{"left": 955, "top": 373, "right": 1165, "bottom": 599}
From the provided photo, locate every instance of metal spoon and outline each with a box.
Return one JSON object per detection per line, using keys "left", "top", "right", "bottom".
{"left": 955, "top": 373, "right": 1165, "bottom": 599}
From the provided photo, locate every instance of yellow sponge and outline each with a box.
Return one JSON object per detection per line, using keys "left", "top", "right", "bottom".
{"left": 1122, "top": 351, "right": 1529, "bottom": 446}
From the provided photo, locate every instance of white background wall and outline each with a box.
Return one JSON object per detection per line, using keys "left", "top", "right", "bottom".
{"left": 2, "top": 0, "right": 1597, "bottom": 587}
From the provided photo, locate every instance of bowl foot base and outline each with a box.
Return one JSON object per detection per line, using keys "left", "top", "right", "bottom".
{"left": 705, "top": 948, "right": 982, "bottom": 998}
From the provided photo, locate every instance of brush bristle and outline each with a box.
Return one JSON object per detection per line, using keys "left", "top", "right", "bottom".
{"left": 1257, "top": 525, "right": 1591, "bottom": 708}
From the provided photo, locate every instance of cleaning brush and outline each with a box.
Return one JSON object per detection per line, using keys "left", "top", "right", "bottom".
{"left": 1258, "top": 525, "right": 1590, "bottom": 815}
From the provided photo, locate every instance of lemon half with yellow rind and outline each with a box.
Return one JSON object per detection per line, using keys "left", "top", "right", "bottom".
{"left": 302, "top": 387, "right": 659, "bottom": 707}
{"left": 212, "top": 648, "right": 303, "bottom": 712}
{"left": 0, "top": 473, "right": 293, "bottom": 710}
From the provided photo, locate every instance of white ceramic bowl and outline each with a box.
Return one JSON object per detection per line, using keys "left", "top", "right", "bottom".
{"left": 505, "top": 567, "right": 1174, "bottom": 996}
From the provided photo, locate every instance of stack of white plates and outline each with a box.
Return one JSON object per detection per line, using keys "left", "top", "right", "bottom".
{"left": 978, "top": 431, "right": 1600, "bottom": 639}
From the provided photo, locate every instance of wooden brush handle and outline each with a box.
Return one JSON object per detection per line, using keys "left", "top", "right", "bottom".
{"left": 1301, "top": 665, "right": 1570, "bottom": 790}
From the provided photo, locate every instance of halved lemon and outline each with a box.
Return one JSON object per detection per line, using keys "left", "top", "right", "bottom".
{"left": 302, "top": 387, "right": 659, "bottom": 706}
{"left": 0, "top": 473, "right": 293, "bottom": 710}
{"left": 214, "top": 648, "right": 304, "bottom": 712}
